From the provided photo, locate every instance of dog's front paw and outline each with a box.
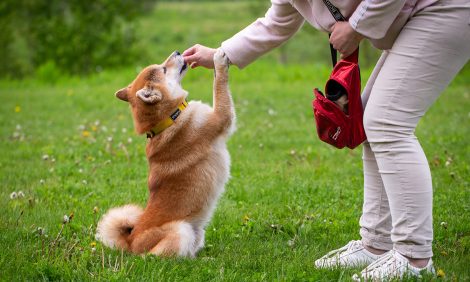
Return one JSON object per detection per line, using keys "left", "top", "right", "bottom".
{"left": 213, "top": 48, "right": 229, "bottom": 69}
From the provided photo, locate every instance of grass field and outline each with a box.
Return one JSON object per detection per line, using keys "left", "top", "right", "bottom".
{"left": 1, "top": 2, "right": 469, "bottom": 281}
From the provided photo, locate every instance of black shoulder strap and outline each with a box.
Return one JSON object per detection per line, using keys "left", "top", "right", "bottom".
{"left": 322, "top": 0, "right": 346, "bottom": 67}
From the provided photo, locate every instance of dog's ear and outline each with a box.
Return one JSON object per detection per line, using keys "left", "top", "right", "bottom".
{"left": 136, "top": 86, "right": 162, "bottom": 104}
{"left": 115, "top": 87, "right": 129, "bottom": 102}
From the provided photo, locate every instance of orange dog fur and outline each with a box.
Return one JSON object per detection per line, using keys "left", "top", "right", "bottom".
{"left": 96, "top": 49, "right": 235, "bottom": 257}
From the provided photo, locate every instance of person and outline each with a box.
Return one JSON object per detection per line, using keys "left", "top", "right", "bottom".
{"left": 183, "top": 0, "right": 470, "bottom": 280}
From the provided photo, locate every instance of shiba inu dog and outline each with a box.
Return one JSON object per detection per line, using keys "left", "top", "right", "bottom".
{"left": 96, "top": 49, "right": 235, "bottom": 257}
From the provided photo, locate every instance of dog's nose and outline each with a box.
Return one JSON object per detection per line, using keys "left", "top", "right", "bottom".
{"left": 174, "top": 51, "right": 181, "bottom": 56}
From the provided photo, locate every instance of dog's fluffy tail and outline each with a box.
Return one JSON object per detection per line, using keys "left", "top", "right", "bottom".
{"left": 95, "top": 204, "right": 144, "bottom": 250}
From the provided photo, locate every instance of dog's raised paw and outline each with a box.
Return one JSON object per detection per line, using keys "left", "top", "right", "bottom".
{"left": 213, "top": 48, "right": 229, "bottom": 68}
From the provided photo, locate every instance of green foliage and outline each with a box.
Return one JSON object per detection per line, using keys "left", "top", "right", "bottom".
{"left": 0, "top": 0, "right": 155, "bottom": 78}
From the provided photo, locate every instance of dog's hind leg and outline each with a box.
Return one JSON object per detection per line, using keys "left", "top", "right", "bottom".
{"left": 148, "top": 221, "right": 197, "bottom": 257}
{"left": 193, "top": 227, "right": 205, "bottom": 254}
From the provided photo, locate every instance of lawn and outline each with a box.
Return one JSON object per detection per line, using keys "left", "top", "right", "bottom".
{"left": 1, "top": 2, "right": 469, "bottom": 281}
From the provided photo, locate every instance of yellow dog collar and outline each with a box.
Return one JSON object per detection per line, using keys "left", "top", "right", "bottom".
{"left": 146, "top": 100, "right": 188, "bottom": 138}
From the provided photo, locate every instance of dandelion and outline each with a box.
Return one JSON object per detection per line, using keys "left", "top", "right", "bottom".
{"left": 91, "top": 247, "right": 96, "bottom": 253}
{"left": 36, "top": 227, "right": 44, "bottom": 236}
{"left": 39, "top": 179, "right": 45, "bottom": 185}
{"left": 91, "top": 125, "right": 97, "bottom": 132}
{"left": 10, "top": 192, "right": 18, "bottom": 199}
{"left": 78, "top": 168, "right": 83, "bottom": 173}
{"left": 287, "top": 238, "right": 295, "bottom": 247}
{"left": 94, "top": 120, "right": 100, "bottom": 126}
{"left": 440, "top": 221, "right": 448, "bottom": 229}
{"left": 78, "top": 125, "right": 86, "bottom": 131}
{"left": 82, "top": 130, "right": 90, "bottom": 137}
{"left": 63, "top": 215, "right": 70, "bottom": 224}
{"left": 127, "top": 137, "right": 132, "bottom": 144}
{"left": 107, "top": 136, "right": 113, "bottom": 142}
{"left": 42, "top": 154, "right": 49, "bottom": 161}
{"left": 15, "top": 106, "right": 21, "bottom": 113}
{"left": 122, "top": 128, "right": 127, "bottom": 133}
{"left": 290, "top": 150, "right": 296, "bottom": 156}
{"left": 90, "top": 242, "right": 97, "bottom": 248}
{"left": 267, "top": 108, "right": 277, "bottom": 116}
{"left": 18, "top": 191, "right": 25, "bottom": 198}
{"left": 93, "top": 206, "right": 99, "bottom": 214}
{"left": 436, "top": 269, "right": 445, "bottom": 278}
{"left": 51, "top": 158, "right": 56, "bottom": 163}
{"left": 82, "top": 180, "right": 88, "bottom": 185}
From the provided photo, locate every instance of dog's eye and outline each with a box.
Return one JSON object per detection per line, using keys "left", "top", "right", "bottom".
{"left": 162, "top": 67, "right": 167, "bottom": 74}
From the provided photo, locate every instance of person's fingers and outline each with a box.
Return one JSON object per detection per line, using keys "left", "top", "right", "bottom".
{"left": 182, "top": 45, "right": 197, "bottom": 57}
{"left": 190, "top": 62, "right": 198, "bottom": 69}
{"left": 183, "top": 53, "right": 198, "bottom": 64}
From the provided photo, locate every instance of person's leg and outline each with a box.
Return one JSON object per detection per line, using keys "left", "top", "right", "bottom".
{"left": 359, "top": 51, "right": 394, "bottom": 254}
{"left": 363, "top": 0, "right": 470, "bottom": 265}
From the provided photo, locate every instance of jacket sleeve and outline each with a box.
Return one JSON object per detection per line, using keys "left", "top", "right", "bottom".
{"left": 221, "top": 0, "right": 304, "bottom": 69}
{"left": 349, "top": 0, "right": 407, "bottom": 39}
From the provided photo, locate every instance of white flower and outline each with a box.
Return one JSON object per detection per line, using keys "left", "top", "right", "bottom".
{"left": 94, "top": 120, "right": 100, "bottom": 126}
{"left": 16, "top": 124, "right": 22, "bottom": 130}
{"left": 127, "top": 137, "right": 132, "bottom": 143}
{"left": 63, "top": 215, "right": 70, "bottom": 223}
{"left": 107, "top": 136, "right": 113, "bottom": 142}
{"left": 82, "top": 180, "right": 88, "bottom": 185}
{"left": 267, "top": 108, "right": 277, "bottom": 116}
{"left": 10, "top": 192, "right": 17, "bottom": 199}
{"left": 78, "top": 125, "right": 86, "bottom": 131}
{"left": 122, "top": 128, "right": 127, "bottom": 133}
{"left": 39, "top": 179, "right": 45, "bottom": 185}
{"left": 51, "top": 158, "right": 56, "bottom": 163}
{"left": 91, "top": 247, "right": 96, "bottom": 253}
{"left": 78, "top": 168, "right": 83, "bottom": 173}
{"left": 42, "top": 154, "right": 49, "bottom": 161}
{"left": 18, "top": 191, "right": 25, "bottom": 198}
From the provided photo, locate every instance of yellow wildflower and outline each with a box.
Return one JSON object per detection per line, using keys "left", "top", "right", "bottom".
{"left": 437, "top": 269, "right": 445, "bottom": 278}
{"left": 82, "top": 130, "right": 90, "bottom": 137}
{"left": 15, "top": 106, "right": 21, "bottom": 113}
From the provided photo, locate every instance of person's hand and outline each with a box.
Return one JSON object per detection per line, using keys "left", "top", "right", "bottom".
{"left": 329, "top": 22, "right": 364, "bottom": 58}
{"left": 183, "top": 44, "right": 217, "bottom": 69}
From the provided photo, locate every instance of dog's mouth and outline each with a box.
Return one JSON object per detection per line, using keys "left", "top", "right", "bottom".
{"left": 180, "top": 62, "right": 187, "bottom": 74}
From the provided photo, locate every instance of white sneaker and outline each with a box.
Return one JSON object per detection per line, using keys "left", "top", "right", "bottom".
{"left": 314, "top": 240, "right": 384, "bottom": 269}
{"left": 352, "top": 250, "right": 435, "bottom": 281}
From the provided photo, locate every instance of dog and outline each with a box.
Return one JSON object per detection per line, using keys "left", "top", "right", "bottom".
{"left": 95, "top": 49, "right": 235, "bottom": 257}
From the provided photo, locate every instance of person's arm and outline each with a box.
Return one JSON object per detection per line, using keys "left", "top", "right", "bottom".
{"left": 183, "top": 0, "right": 304, "bottom": 69}
{"left": 221, "top": 0, "right": 304, "bottom": 69}
{"left": 349, "top": 0, "right": 407, "bottom": 40}
{"left": 329, "top": 0, "right": 407, "bottom": 58}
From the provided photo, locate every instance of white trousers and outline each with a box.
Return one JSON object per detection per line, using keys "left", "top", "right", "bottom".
{"left": 359, "top": 0, "right": 470, "bottom": 259}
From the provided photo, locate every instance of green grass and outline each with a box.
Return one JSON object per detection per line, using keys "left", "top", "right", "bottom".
{"left": 1, "top": 2, "right": 469, "bottom": 281}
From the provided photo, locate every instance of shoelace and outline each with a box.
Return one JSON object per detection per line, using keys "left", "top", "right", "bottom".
{"left": 362, "top": 250, "right": 406, "bottom": 278}
{"left": 320, "top": 240, "right": 364, "bottom": 260}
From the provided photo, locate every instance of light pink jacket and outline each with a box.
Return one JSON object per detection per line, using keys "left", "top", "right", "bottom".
{"left": 221, "top": 0, "right": 437, "bottom": 68}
